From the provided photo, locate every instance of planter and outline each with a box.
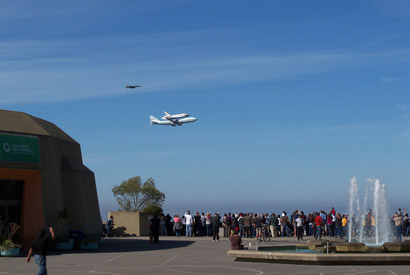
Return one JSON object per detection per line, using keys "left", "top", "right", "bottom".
{"left": 56, "top": 242, "right": 74, "bottom": 250}
{"left": 80, "top": 242, "right": 98, "bottom": 250}
{"left": 1, "top": 247, "right": 20, "bottom": 257}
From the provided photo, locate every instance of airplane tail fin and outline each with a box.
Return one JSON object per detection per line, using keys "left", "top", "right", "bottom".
{"left": 163, "top": 111, "right": 170, "bottom": 117}
{"left": 150, "top": 116, "right": 159, "bottom": 125}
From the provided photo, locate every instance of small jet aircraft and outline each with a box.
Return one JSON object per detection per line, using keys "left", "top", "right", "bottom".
{"left": 150, "top": 111, "right": 197, "bottom": 126}
{"left": 126, "top": 85, "right": 141, "bottom": 88}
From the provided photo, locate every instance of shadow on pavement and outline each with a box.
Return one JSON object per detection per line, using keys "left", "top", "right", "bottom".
{"left": 48, "top": 238, "right": 195, "bottom": 255}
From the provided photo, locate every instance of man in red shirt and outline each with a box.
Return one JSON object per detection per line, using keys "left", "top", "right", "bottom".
{"left": 314, "top": 212, "right": 322, "bottom": 240}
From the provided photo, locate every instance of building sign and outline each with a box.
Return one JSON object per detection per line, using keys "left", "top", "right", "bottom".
{"left": 0, "top": 133, "right": 40, "bottom": 163}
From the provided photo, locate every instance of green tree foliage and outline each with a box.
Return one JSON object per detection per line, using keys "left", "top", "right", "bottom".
{"left": 142, "top": 204, "right": 163, "bottom": 215}
{"left": 111, "top": 176, "right": 165, "bottom": 212}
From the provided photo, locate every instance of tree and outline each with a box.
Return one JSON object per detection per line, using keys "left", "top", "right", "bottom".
{"left": 142, "top": 204, "right": 163, "bottom": 215}
{"left": 111, "top": 176, "right": 165, "bottom": 212}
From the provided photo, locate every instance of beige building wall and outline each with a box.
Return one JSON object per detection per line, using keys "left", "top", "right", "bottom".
{"left": 0, "top": 109, "right": 102, "bottom": 249}
{"left": 108, "top": 211, "right": 151, "bottom": 236}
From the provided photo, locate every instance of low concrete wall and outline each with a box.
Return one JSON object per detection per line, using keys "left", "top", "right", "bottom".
{"left": 108, "top": 211, "right": 151, "bottom": 236}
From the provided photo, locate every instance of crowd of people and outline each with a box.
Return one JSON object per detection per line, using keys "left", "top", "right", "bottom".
{"left": 151, "top": 207, "right": 410, "bottom": 245}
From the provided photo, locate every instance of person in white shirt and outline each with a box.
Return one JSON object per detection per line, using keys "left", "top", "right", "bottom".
{"left": 295, "top": 215, "right": 304, "bottom": 241}
{"left": 184, "top": 210, "right": 193, "bottom": 237}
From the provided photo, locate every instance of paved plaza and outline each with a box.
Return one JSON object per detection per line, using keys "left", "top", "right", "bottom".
{"left": 1, "top": 236, "right": 410, "bottom": 274}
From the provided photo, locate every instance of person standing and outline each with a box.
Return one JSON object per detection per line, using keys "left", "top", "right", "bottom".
{"left": 314, "top": 212, "right": 322, "bottom": 240}
{"left": 205, "top": 213, "right": 212, "bottom": 237}
{"left": 341, "top": 214, "right": 348, "bottom": 238}
{"left": 280, "top": 212, "right": 289, "bottom": 237}
{"left": 307, "top": 213, "right": 314, "bottom": 236}
{"left": 295, "top": 214, "right": 304, "bottom": 240}
{"left": 193, "top": 212, "right": 202, "bottom": 237}
{"left": 320, "top": 210, "right": 327, "bottom": 236}
{"left": 160, "top": 214, "right": 167, "bottom": 236}
{"left": 184, "top": 211, "right": 193, "bottom": 237}
{"left": 165, "top": 214, "right": 172, "bottom": 236}
{"left": 201, "top": 212, "right": 206, "bottom": 237}
{"left": 224, "top": 213, "right": 233, "bottom": 237}
{"left": 254, "top": 214, "right": 263, "bottom": 240}
{"left": 250, "top": 213, "right": 256, "bottom": 237}
{"left": 232, "top": 214, "right": 239, "bottom": 233}
{"left": 244, "top": 213, "right": 251, "bottom": 238}
{"left": 150, "top": 215, "right": 160, "bottom": 243}
{"left": 335, "top": 213, "right": 342, "bottom": 238}
{"left": 327, "top": 213, "right": 333, "bottom": 237}
{"left": 269, "top": 213, "right": 279, "bottom": 238}
{"left": 212, "top": 212, "right": 221, "bottom": 242}
{"left": 394, "top": 213, "right": 403, "bottom": 242}
{"left": 181, "top": 214, "right": 186, "bottom": 236}
{"left": 404, "top": 214, "right": 410, "bottom": 236}
{"left": 238, "top": 213, "right": 245, "bottom": 238}
{"left": 173, "top": 215, "right": 181, "bottom": 236}
{"left": 291, "top": 211, "right": 299, "bottom": 238}
{"left": 27, "top": 227, "right": 56, "bottom": 275}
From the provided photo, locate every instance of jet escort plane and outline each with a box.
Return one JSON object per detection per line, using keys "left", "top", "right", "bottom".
{"left": 150, "top": 111, "right": 197, "bottom": 126}
{"left": 126, "top": 84, "right": 141, "bottom": 88}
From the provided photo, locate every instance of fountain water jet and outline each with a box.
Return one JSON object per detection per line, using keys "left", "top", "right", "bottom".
{"left": 348, "top": 177, "right": 392, "bottom": 246}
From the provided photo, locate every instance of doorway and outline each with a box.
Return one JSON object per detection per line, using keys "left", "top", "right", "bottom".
{"left": 0, "top": 180, "right": 24, "bottom": 238}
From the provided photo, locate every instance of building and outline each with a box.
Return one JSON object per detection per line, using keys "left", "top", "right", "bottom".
{"left": 0, "top": 109, "right": 101, "bottom": 248}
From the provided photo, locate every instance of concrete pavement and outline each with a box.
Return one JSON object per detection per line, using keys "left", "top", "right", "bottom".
{"left": 1, "top": 235, "right": 410, "bottom": 274}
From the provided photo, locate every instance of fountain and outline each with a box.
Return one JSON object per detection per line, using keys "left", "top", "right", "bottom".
{"left": 347, "top": 177, "right": 391, "bottom": 246}
{"left": 228, "top": 177, "right": 410, "bottom": 265}
{"left": 333, "top": 177, "right": 397, "bottom": 253}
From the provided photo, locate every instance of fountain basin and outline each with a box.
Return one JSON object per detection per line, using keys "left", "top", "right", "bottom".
{"left": 228, "top": 249, "right": 410, "bottom": 265}
{"left": 307, "top": 240, "right": 326, "bottom": 251}
{"left": 228, "top": 242, "right": 410, "bottom": 265}
{"left": 334, "top": 243, "right": 367, "bottom": 253}
{"left": 383, "top": 242, "right": 410, "bottom": 253}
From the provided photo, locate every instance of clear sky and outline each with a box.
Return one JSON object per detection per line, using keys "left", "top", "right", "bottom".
{"left": 1, "top": 1, "right": 410, "bottom": 218}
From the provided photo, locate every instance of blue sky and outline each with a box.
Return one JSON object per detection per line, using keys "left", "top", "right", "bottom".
{"left": 1, "top": 1, "right": 410, "bottom": 218}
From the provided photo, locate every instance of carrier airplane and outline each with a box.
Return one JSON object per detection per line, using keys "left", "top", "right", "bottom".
{"left": 150, "top": 111, "right": 197, "bottom": 126}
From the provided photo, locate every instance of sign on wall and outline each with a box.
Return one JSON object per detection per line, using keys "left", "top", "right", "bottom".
{"left": 0, "top": 133, "right": 40, "bottom": 163}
